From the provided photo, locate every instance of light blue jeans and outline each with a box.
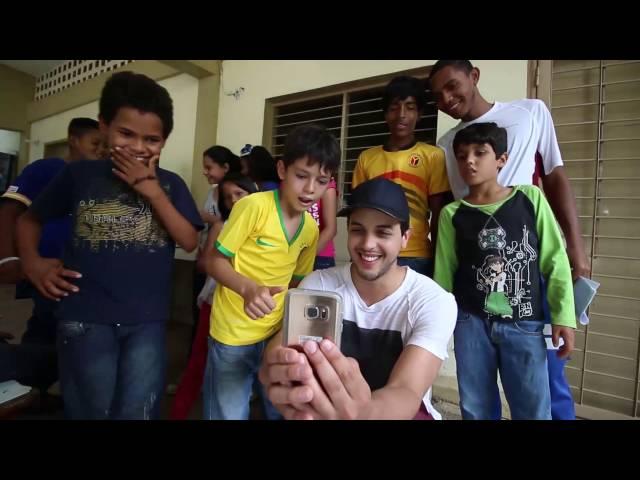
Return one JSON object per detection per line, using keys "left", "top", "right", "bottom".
{"left": 489, "top": 277, "right": 576, "bottom": 420}
{"left": 203, "top": 337, "right": 282, "bottom": 420}
{"left": 454, "top": 310, "right": 551, "bottom": 420}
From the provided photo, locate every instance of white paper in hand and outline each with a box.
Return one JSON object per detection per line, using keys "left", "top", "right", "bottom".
{"left": 0, "top": 380, "right": 32, "bottom": 405}
{"left": 574, "top": 276, "right": 600, "bottom": 318}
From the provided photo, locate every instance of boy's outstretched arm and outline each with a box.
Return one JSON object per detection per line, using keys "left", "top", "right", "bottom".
{"left": 207, "top": 249, "right": 283, "bottom": 320}
{"left": 111, "top": 147, "right": 198, "bottom": 252}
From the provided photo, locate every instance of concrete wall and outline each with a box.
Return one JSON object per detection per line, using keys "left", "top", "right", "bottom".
{"left": 28, "top": 73, "right": 199, "bottom": 184}
{"left": 0, "top": 64, "right": 35, "bottom": 174}
{"left": 216, "top": 60, "right": 527, "bottom": 152}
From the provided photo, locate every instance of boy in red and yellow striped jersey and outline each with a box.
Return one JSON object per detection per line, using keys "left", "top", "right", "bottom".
{"left": 352, "top": 76, "right": 450, "bottom": 277}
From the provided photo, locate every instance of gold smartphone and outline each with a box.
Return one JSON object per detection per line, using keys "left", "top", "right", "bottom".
{"left": 282, "top": 288, "right": 343, "bottom": 350}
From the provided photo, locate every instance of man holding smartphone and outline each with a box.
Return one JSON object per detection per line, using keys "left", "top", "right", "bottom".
{"left": 259, "top": 178, "right": 457, "bottom": 420}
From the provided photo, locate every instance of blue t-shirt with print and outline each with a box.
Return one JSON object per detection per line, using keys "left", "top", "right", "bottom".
{"left": 29, "top": 159, "right": 203, "bottom": 325}
{"left": 1, "top": 157, "right": 70, "bottom": 259}
{"left": 2, "top": 157, "right": 73, "bottom": 305}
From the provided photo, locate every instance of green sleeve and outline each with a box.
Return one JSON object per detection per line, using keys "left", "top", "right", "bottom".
{"left": 433, "top": 203, "right": 459, "bottom": 293}
{"left": 523, "top": 186, "right": 576, "bottom": 328}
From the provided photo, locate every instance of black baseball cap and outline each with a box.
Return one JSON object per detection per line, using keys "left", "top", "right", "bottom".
{"left": 337, "top": 178, "right": 410, "bottom": 223}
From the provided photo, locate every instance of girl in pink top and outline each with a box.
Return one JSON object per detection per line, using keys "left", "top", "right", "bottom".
{"left": 307, "top": 177, "right": 338, "bottom": 270}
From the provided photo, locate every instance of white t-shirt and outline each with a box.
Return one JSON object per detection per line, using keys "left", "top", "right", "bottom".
{"left": 197, "top": 276, "right": 217, "bottom": 308}
{"left": 197, "top": 188, "right": 220, "bottom": 307}
{"left": 203, "top": 184, "right": 219, "bottom": 216}
{"left": 299, "top": 263, "right": 457, "bottom": 420}
{"left": 199, "top": 185, "right": 219, "bottom": 249}
{"left": 437, "top": 99, "right": 564, "bottom": 200}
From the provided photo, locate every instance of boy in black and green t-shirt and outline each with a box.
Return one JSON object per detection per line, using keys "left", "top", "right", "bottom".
{"left": 434, "top": 122, "right": 576, "bottom": 420}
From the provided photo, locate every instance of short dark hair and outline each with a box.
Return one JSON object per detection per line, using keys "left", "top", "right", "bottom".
{"left": 218, "top": 172, "right": 259, "bottom": 220}
{"left": 453, "top": 122, "right": 508, "bottom": 157}
{"left": 428, "top": 60, "right": 474, "bottom": 81}
{"left": 246, "top": 145, "right": 279, "bottom": 184}
{"left": 382, "top": 76, "right": 427, "bottom": 113}
{"left": 282, "top": 124, "right": 340, "bottom": 175}
{"left": 99, "top": 71, "right": 174, "bottom": 139}
{"left": 67, "top": 117, "right": 99, "bottom": 138}
{"left": 203, "top": 145, "right": 241, "bottom": 173}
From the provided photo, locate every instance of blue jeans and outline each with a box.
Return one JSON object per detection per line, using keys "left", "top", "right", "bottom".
{"left": 203, "top": 337, "right": 282, "bottom": 420}
{"left": 454, "top": 310, "right": 551, "bottom": 420}
{"left": 314, "top": 256, "right": 336, "bottom": 271}
{"left": 57, "top": 320, "right": 166, "bottom": 420}
{"left": 547, "top": 344, "right": 575, "bottom": 419}
{"left": 489, "top": 277, "right": 576, "bottom": 420}
{"left": 397, "top": 257, "right": 433, "bottom": 278}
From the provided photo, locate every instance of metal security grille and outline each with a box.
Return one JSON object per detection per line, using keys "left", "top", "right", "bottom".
{"left": 269, "top": 70, "right": 438, "bottom": 208}
{"left": 550, "top": 60, "right": 640, "bottom": 417}
{"left": 35, "top": 60, "right": 134, "bottom": 100}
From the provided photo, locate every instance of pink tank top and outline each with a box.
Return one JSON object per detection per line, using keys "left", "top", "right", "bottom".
{"left": 307, "top": 178, "right": 337, "bottom": 258}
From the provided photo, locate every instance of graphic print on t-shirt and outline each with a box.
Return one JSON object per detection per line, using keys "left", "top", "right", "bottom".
{"left": 74, "top": 182, "right": 171, "bottom": 252}
{"left": 474, "top": 217, "right": 538, "bottom": 319}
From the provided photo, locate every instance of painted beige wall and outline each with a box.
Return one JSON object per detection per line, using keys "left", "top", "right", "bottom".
{"left": 29, "top": 73, "right": 199, "bottom": 183}
{"left": 216, "top": 60, "right": 528, "bottom": 153}
{"left": 0, "top": 64, "right": 35, "bottom": 172}
{"left": 190, "top": 73, "right": 221, "bottom": 209}
{"left": 29, "top": 101, "right": 98, "bottom": 161}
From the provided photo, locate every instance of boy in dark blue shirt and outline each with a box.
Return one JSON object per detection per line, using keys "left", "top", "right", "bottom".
{"left": 1, "top": 118, "right": 103, "bottom": 316}
{"left": 17, "top": 72, "right": 203, "bottom": 420}
{"left": 0, "top": 118, "right": 103, "bottom": 405}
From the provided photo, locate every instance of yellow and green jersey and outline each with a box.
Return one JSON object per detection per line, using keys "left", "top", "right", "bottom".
{"left": 210, "top": 190, "right": 319, "bottom": 345}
